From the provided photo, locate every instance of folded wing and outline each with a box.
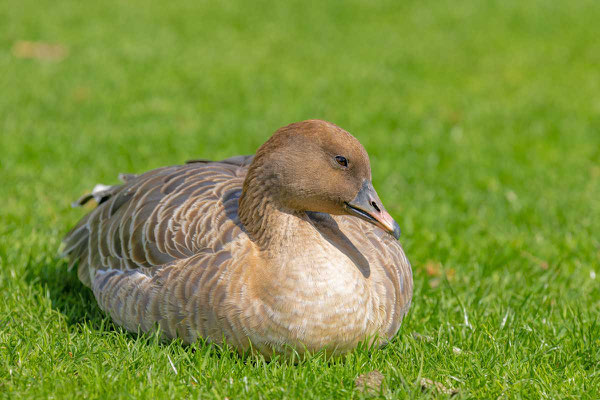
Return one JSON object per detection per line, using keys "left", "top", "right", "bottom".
{"left": 62, "top": 156, "right": 253, "bottom": 287}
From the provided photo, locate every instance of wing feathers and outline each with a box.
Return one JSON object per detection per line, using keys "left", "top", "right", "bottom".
{"left": 63, "top": 158, "right": 251, "bottom": 287}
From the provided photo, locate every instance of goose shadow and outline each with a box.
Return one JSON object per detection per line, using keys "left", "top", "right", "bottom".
{"left": 306, "top": 211, "right": 371, "bottom": 278}
{"left": 24, "top": 255, "right": 107, "bottom": 328}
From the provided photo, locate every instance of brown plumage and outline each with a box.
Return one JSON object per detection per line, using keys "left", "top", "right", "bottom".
{"left": 62, "top": 120, "right": 412, "bottom": 358}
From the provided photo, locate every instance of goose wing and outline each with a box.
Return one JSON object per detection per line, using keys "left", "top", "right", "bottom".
{"left": 62, "top": 156, "right": 253, "bottom": 287}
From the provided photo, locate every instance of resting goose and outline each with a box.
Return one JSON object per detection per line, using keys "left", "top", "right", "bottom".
{"left": 63, "top": 120, "right": 413, "bottom": 358}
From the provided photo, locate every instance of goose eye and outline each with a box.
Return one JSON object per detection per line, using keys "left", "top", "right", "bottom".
{"left": 335, "top": 155, "right": 348, "bottom": 168}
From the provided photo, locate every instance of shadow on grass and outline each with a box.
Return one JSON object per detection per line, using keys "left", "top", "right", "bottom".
{"left": 25, "top": 255, "right": 107, "bottom": 328}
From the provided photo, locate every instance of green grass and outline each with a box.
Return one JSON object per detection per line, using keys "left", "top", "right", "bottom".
{"left": 1, "top": 0, "right": 599, "bottom": 398}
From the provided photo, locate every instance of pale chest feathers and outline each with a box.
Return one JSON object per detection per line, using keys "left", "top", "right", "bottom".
{"left": 248, "top": 222, "right": 390, "bottom": 351}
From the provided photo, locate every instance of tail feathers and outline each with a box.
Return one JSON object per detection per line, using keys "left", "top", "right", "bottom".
{"left": 64, "top": 175, "right": 134, "bottom": 286}
{"left": 71, "top": 174, "right": 136, "bottom": 208}
{"left": 61, "top": 222, "right": 88, "bottom": 258}
{"left": 71, "top": 184, "right": 117, "bottom": 207}
{"left": 76, "top": 248, "right": 92, "bottom": 287}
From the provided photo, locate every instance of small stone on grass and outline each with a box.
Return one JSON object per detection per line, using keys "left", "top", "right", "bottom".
{"left": 420, "top": 377, "right": 458, "bottom": 396}
{"left": 355, "top": 370, "right": 384, "bottom": 394}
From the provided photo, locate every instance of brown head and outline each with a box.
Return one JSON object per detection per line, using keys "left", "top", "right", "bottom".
{"left": 242, "top": 119, "right": 400, "bottom": 239}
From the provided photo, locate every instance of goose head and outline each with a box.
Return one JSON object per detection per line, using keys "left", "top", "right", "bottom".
{"left": 244, "top": 119, "right": 401, "bottom": 239}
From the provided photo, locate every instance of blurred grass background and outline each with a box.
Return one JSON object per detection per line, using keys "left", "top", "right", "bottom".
{"left": 1, "top": 0, "right": 599, "bottom": 398}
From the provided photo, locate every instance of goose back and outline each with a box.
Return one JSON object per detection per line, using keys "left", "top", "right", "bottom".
{"left": 63, "top": 156, "right": 253, "bottom": 287}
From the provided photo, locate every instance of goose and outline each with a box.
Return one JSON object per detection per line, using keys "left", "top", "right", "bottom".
{"left": 62, "top": 119, "right": 413, "bottom": 358}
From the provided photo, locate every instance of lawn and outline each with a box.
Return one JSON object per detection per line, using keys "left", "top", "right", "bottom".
{"left": 1, "top": 0, "right": 599, "bottom": 398}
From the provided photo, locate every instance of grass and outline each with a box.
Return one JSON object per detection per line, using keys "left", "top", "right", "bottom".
{"left": 1, "top": 0, "right": 599, "bottom": 398}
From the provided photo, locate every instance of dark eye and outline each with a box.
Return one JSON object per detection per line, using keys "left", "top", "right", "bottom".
{"left": 335, "top": 155, "right": 348, "bottom": 168}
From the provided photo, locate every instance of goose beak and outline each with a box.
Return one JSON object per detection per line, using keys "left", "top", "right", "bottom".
{"left": 344, "top": 180, "right": 401, "bottom": 239}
